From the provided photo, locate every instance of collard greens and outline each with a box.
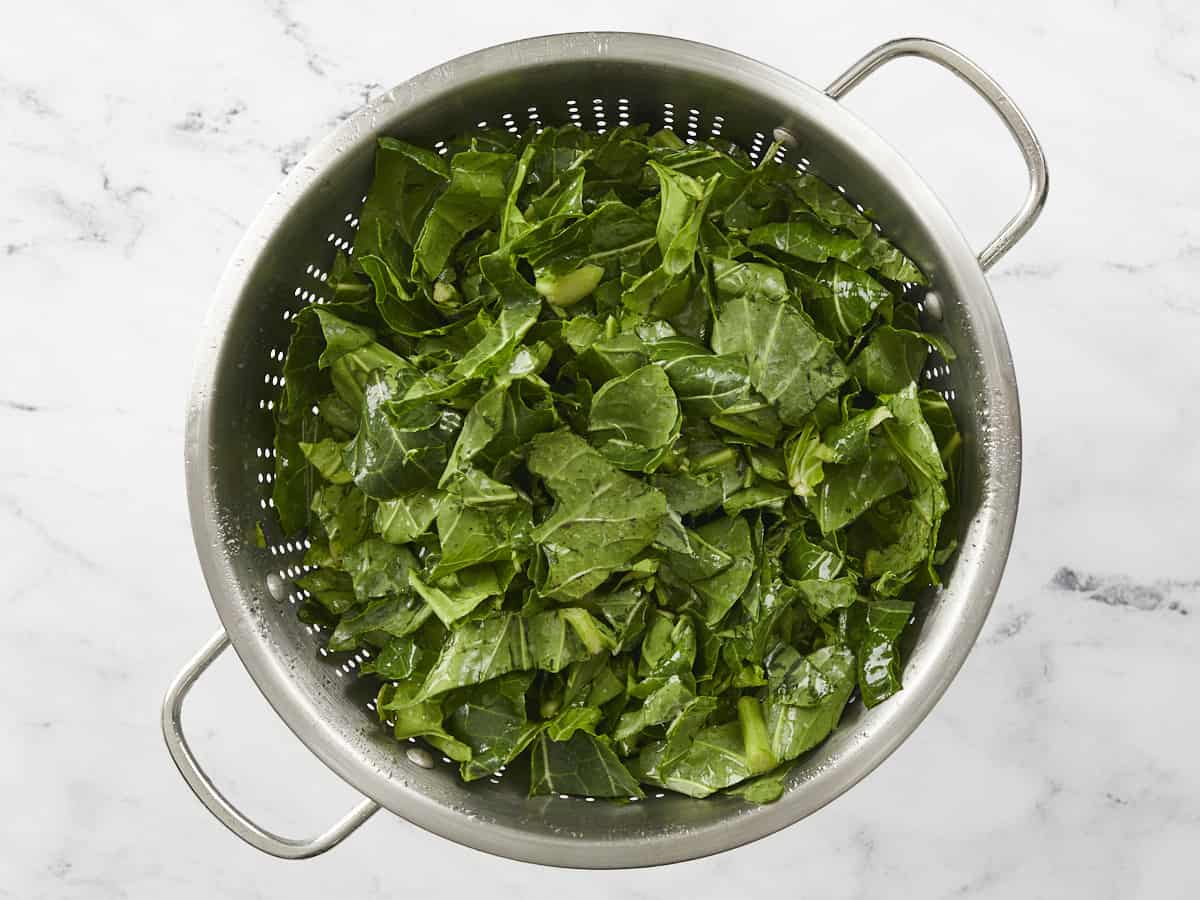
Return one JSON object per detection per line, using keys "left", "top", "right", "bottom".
{"left": 271, "top": 123, "right": 960, "bottom": 802}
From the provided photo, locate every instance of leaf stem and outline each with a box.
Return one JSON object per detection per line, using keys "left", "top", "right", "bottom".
{"left": 738, "top": 696, "right": 778, "bottom": 775}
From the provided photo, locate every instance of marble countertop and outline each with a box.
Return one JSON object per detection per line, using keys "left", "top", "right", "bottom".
{"left": 4, "top": 0, "right": 1199, "bottom": 896}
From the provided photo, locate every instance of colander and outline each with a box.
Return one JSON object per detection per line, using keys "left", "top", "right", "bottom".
{"left": 162, "top": 32, "right": 1047, "bottom": 868}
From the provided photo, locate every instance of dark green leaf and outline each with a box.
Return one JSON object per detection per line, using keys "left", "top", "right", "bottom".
{"left": 342, "top": 538, "right": 416, "bottom": 601}
{"left": 418, "top": 608, "right": 613, "bottom": 697}
{"left": 747, "top": 219, "right": 861, "bottom": 264}
{"left": 414, "top": 151, "right": 514, "bottom": 277}
{"left": 373, "top": 488, "right": 442, "bottom": 543}
{"left": 713, "top": 296, "right": 848, "bottom": 425}
{"left": 632, "top": 722, "right": 751, "bottom": 798}
{"left": 356, "top": 137, "right": 449, "bottom": 268}
{"left": 527, "top": 430, "right": 668, "bottom": 600}
{"left": 344, "top": 371, "right": 462, "bottom": 499}
{"left": 445, "top": 672, "right": 539, "bottom": 780}
{"left": 691, "top": 516, "right": 755, "bottom": 626}
{"left": 806, "top": 261, "right": 892, "bottom": 342}
{"left": 587, "top": 364, "right": 681, "bottom": 471}
{"left": 849, "top": 325, "right": 931, "bottom": 394}
{"left": 711, "top": 257, "right": 790, "bottom": 304}
{"left": 443, "top": 379, "right": 560, "bottom": 482}
{"left": 858, "top": 601, "right": 914, "bottom": 707}
{"left": 450, "top": 297, "right": 541, "bottom": 381}
{"left": 530, "top": 731, "right": 644, "bottom": 799}
{"left": 328, "top": 594, "right": 432, "bottom": 652}
{"left": 432, "top": 495, "right": 530, "bottom": 578}
{"left": 809, "top": 440, "right": 908, "bottom": 534}
{"left": 410, "top": 565, "right": 504, "bottom": 626}
{"left": 766, "top": 644, "right": 856, "bottom": 759}
{"left": 724, "top": 767, "right": 789, "bottom": 804}
{"left": 648, "top": 337, "right": 753, "bottom": 417}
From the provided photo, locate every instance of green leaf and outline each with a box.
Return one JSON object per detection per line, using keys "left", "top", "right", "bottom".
{"left": 361, "top": 628, "right": 437, "bottom": 680}
{"left": 592, "top": 583, "right": 653, "bottom": 652}
{"left": 418, "top": 608, "right": 613, "bottom": 697}
{"left": 648, "top": 162, "right": 717, "bottom": 275}
{"left": 711, "top": 404, "right": 783, "bottom": 447}
{"left": 766, "top": 644, "right": 856, "bottom": 759}
{"left": 806, "top": 261, "right": 892, "bottom": 342}
{"left": 850, "top": 229, "right": 927, "bottom": 284}
{"left": 794, "top": 577, "right": 861, "bottom": 620}
{"left": 881, "top": 383, "right": 947, "bottom": 486}
{"left": 530, "top": 731, "right": 644, "bottom": 799}
{"left": 587, "top": 364, "right": 681, "bottom": 471}
{"left": 788, "top": 174, "right": 873, "bottom": 238}
{"left": 858, "top": 601, "right": 913, "bottom": 707}
{"left": 328, "top": 594, "right": 432, "bottom": 652}
{"left": 632, "top": 722, "right": 752, "bottom": 798}
{"left": 713, "top": 295, "right": 848, "bottom": 425}
{"left": 656, "top": 514, "right": 733, "bottom": 583}
{"left": 747, "top": 219, "right": 861, "bottom": 264}
{"left": 652, "top": 460, "right": 742, "bottom": 518}
{"left": 358, "top": 254, "right": 447, "bottom": 337}
{"left": 344, "top": 371, "right": 462, "bottom": 499}
{"left": 724, "top": 767, "right": 789, "bottom": 804}
{"left": 273, "top": 417, "right": 323, "bottom": 536}
{"left": 445, "top": 672, "right": 540, "bottom": 781}
{"left": 648, "top": 337, "right": 753, "bottom": 417}
{"left": 636, "top": 610, "right": 697, "bottom": 687}
{"left": 356, "top": 137, "right": 450, "bottom": 266}
{"left": 527, "top": 430, "right": 668, "bottom": 600}
{"left": 373, "top": 488, "right": 443, "bottom": 543}
{"left": 299, "top": 438, "right": 352, "bottom": 484}
{"left": 309, "top": 483, "right": 372, "bottom": 563}
{"left": 377, "top": 680, "right": 471, "bottom": 761}
{"left": 414, "top": 151, "right": 514, "bottom": 277}
{"left": 442, "top": 380, "right": 559, "bottom": 483}
{"left": 767, "top": 642, "right": 852, "bottom": 706}
{"left": 711, "top": 256, "right": 790, "bottom": 304}
{"left": 620, "top": 165, "right": 718, "bottom": 314}
{"left": 613, "top": 675, "right": 696, "bottom": 741}
{"left": 849, "top": 325, "right": 932, "bottom": 394}
{"left": 823, "top": 403, "right": 894, "bottom": 463}
{"left": 450, "top": 298, "right": 541, "bottom": 381}
{"left": 690, "top": 516, "right": 755, "bottom": 626}
{"left": 784, "top": 422, "right": 835, "bottom": 498}
{"left": 724, "top": 481, "right": 791, "bottom": 516}
{"left": 809, "top": 440, "right": 908, "bottom": 534}
{"left": 783, "top": 529, "right": 845, "bottom": 581}
{"left": 341, "top": 538, "right": 416, "bottom": 601}
{"left": 410, "top": 565, "right": 503, "bottom": 626}
{"left": 294, "top": 567, "right": 355, "bottom": 615}
{"left": 577, "top": 333, "right": 649, "bottom": 386}
{"left": 277, "top": 306, "right": 329, "bottom": 427}
{"left": 432, "top": 495, "right": 530, "bottom": 578}
{"left": 544, "top": 706, "right": 603, "bottom": 741}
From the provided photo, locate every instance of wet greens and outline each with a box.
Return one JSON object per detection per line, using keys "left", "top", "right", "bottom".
{"left": 271, "top": 123, "right": 959, "bottom": 803}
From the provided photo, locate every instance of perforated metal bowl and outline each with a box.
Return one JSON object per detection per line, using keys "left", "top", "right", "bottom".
{"left": 162, "top": 33, "right": 1047, "bottom": 868}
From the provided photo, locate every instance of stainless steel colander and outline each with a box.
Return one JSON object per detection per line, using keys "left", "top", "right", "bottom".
{"left": 162, "top": 32, "right": 1047, "bottom": 868}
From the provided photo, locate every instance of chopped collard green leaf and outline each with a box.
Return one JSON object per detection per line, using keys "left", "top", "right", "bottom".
{"left": 270, "top": 123, "right": 957, "bottom": 803}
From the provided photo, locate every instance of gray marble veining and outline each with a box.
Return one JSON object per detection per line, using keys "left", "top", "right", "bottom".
{"left": 3, "top": 1, "right": 1199, "bottom": 896}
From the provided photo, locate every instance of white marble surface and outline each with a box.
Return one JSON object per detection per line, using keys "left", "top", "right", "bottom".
{"left": 4, "top": 0, "right": 1200, "bottom": 896}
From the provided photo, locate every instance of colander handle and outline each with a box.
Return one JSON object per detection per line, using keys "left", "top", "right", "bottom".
{"left": 825, "top": 37, "right": 1048, "bottom": 271}
{"left": 161, "top": 629, "right": 381, "bottom": 859}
